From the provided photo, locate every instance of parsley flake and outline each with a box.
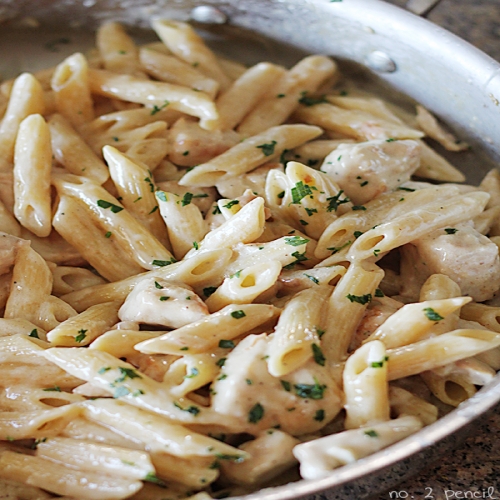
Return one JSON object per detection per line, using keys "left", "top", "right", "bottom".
{"left": 291, "top": 181, "right": 313, "bottom": 204}
{"left": 256, "top": 140, "right": 277, "bottom": 156}
{"left": 152, "top": 258, "right": 177, "bottom": 267}
{"left": 326, "top": 190, "right": 350, "bottom": 212}
{"left": 293, "top": 378, "right": 326, "bottom": 399}
{"left": 311, "top": 343, "right": 326, "bottom": 366}
{"left": 314, "top": 409, "right": 325, "bottom": 422}
{"left": 75, "top": 329, "right": 87, "bottom": 343}
{"left": 285, "top": 236, "right": 310, "bottom": 246}
{"left": 364, "top": 429, "right": 379, "bottom": 437}
{"left": 223, "top": 200, "right": 239, "bottom": 209}
{"left": 150, "top": 101, "right": 169, "bottom": 115}
{"left": 346, "top": 293, "right": 372, "bottom": 305}
{"left": 230, "top": 310, "right": 246, "bottom": 319}
{"left": 97, "top": 199, "right": 123, "bottom": 213}
{"left": 423, "top": 307, "right": 444, "bottom": 321}
{"left": 219, "top": 339, "right": 235, "bottom": 349}
{"left": 248, "top": 403, "right": 265, "bottom": 423}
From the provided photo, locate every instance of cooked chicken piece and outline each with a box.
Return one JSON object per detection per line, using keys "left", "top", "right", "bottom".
{"left": 412, "top": 224, "right": 500, "bottom": 302}
{"left": 321, "top": 139, "right": 421, "bottom": 204}
{"left": 118, "top": 277, "right": 209, "bottom": 328}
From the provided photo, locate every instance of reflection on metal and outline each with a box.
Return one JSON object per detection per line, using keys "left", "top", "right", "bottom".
{"left": 365, "top": 51, "right": 397, "bottom": 73}
{"left": 406, "top": 0, "right": 443, "bottom": 16}
{"left": 190, "top": 5, "right": 228, "bottom": 24}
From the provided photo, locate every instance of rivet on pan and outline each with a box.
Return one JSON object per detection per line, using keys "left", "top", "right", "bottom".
{"left": 365, "top": 51, "right": 397, "bottom": 73}
{"left": 190, "top": 6, "right": 228, "bottom": 24}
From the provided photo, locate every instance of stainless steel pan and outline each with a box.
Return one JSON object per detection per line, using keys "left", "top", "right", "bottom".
{"left": 1, "top": 1, "right": 499, "bottom": 498}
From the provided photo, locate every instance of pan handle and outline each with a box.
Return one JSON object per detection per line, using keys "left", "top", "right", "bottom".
{"left": 405, "top": 0, "right": 442, "bottom": 16}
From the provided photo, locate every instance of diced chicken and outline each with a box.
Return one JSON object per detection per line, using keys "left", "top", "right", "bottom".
{"left": 167, "top": 117, "right": 241, "bottom": 166}
{"left": 211, "top": 334, "right": 342, "bottom": 436}
{"left": 118, "top": 277, "right": 209, "bottom": 328}
{"left": 320, "top": 139, "right": 421, "bottom": 204}
{"left": 412, "top": 224, "right": 500, "bottom": 301}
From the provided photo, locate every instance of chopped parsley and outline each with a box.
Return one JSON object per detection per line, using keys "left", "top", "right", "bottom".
{"left": 97, "top": 199, "right": 123, "bottom": 213}
{"left": 375, "top": 288, "right": 385, "bottom": 297}
{"left": 326, "top": 190, "right": 350, "bottom": 212}
{"left": 373, "top": 249, "right": 381, "bottom": 257}
{"left": 143, "top": 472, "right": 167, "bottom": 487}
{"left": 291, "top": 181, "right": 313, "bottom": 204}
{"left": 105, "top": 231, "right": 112, "bottom": 238}
{"left": 184, "top": 368, "right": 199, "bottom": 379}
{"left": 248, "top": 402, "right": 265, "bottom": 423}
{"left": 223, "top": 200, "right": 240, "bottom": 209}
{"left": 181, "top": 192, "right": 194, "bottom": 206}
{"left": 256, "top": 140, "right": 277, "bottom": 157}
{"left": 193, "top": 241, "right": 199, "bottom": 250}
{"left": 299, "top": 219, "right": 309, "bottom": 226}
{"left": 352, "top": 205, "right": 367, "bottom": 211}
{"left": 150, "top": 101, "right": 169, "bottom": 115}
{"left": 314, "top": 409, "right": 325, "bottom": 422}
{"left": 386, "top": 138, "right": 396, "bottom": 142}
{"left": 230, "top": 269, "right": 242, "bottom": 278}
{"left": 154, "top": 281, "right": 164, "bottom": 289}
{"left": 445, "top": 228, "right": 458, "bottom": 234}
{"left": 423, "top": 307, "right": 444, "bottom": 321}
{"left": 75, "top": 329, "right": 87, "bottom": 343}
{"left": 113, "top": 386, "right": 131, "bottom": 398}
{"left": 151, "top": 258, "right": 177, "bottom": 267}
{"left": 353, "top": 230, "right": 364, "bottom": 239}
{"left": 293, "top": 378, "right": 326, "bottom": 399}
{"left": 360, "top": 180, "right": 369, "bottom": 187}
{"left": 43, "top": 386, "right": 61, "bottom": 392}
{"left": 216, "top": 358, "right": 226, "bottom": 367}
{"left": 246, "top": 379, "right": 253, "bottom": 385}
{"left": 159, "top": 296, "right": 170, "bottom": 301}
{"left": 370, "top": 360, "right": 386, "bottom": 368}
{"left": 212, "top": 205, "right": 222, "bottom": 215}
{"left": 219, "top": 339, "right": 235, "bottom": 349}
{"left": 316, "top": 327, "right": 326, "bottom": 338}
{"left": 305, "top": 207, "right": 318, "bottom": 216}
{"left": 114, "top": 367, "right": 142, "bottom": 383}
{"left": 298, "top": 94, "right": 328, "bottom": 106}
{"left": 346, "top": 293, "right": 372, "bottom": 305}
{"left": 277, "top": 190, "right": 285, "bottom": 199}
{"left": 304, "top": 273, "right": 319, "bottom": 285}
{"left": 281, "top": 380, "right": 291, "bottom": 392}
{"left": 180, "top": 346, "right": 189, "bottom": 351}
{"left": 328, "top": 240, "right": 352, "bottom": 254}
{"left": 311, "top": 343, "right": 326, "bottom": 366}
{"left": 398, "top": 186, "right": 415, "bottom": 192}
{"left": 285, "top": 236, "right": 310, "bottom": 246}
{"left": 230, "top": 310, "right": 246, "bottom": 319}
{"left": 156, "top": 191, "right": 168, "bottom": 202}
{"left": 29, "top": 329, "right": 39, "bottom": 339}
{"left": 364, "top": 429, "right": 379, "bottom": 438}
{"left": 174, "top": 402, "right": 200, "bottom": 415}
{"left": 98, "top": 366, "right": 111, "bottom": 374}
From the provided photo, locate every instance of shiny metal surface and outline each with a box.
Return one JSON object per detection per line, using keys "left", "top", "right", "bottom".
{"left": 1, "top": 1, "right": 500, "bottom": 499}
